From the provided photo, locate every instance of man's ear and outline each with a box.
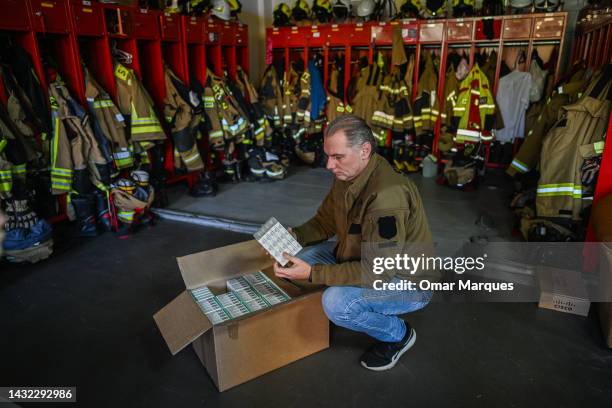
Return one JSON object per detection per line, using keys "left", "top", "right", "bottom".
{"left": 362, "top": 142, "right": 372, "bottom": 159}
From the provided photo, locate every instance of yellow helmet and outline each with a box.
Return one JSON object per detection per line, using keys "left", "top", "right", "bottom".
{"left": 313, "top": 0, "right": 333, "bottom": 23}
{"left": 274, "top": 3, "right": 292, "bottom": 26}
{"left": 292, "top": 0, "right": 311, "bottom": 22}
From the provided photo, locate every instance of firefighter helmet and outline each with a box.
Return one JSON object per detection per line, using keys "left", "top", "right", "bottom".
{"left": 313, "top": 0, "right": 333, "bottom": 23}
{"left": 292, "top": 0, "right": 311, "bottom": 22}
{"left": 421, "top": 0, "right": 447, "bottom": 18}
{"left": 227, "top": 0, "right": 241, "bottom": 17}
{"left": 452, "top": 0, "right": 474, "bottom": 17}
{"left": 333, "top": 0, "right": 351, "bottom": 22}
{"left": 376, "top": 0, "right": 398, "bottom": 21}
{"left": 130, "top": 170, "right": 150, "bottom": 188}
{"left": 211, "top": 0, "right": 230, "bottom": 20}
{"left": 189, "top": 0, "right": 213, "bottom": 15}
{"left": 510, "top": 0, "right": 533, "bottom": 9}
{"left": 356, "top": 0, "right": 376, "bottom": 20}
{"left": 273, "top": 3, "right": 292, "bottom": 26}
{"left": 116, "top": 178, "right": 136, "bottom": 194}
{"left": 534, "top": 0, "right": 560, "bottom": 12}
{"left": 398, "top": 0, "right": 422, "bottom": 19}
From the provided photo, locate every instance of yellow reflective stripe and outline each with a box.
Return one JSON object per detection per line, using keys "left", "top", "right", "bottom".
{"left": 537, "top": 185, "right": 582, "bottom": 198}
{"left": 511, "top": 159, "right": 529, "bottom": 173}
{"left": 11, "top": 164, "right": 26, "bottom": 174}
{"left": 51, "top": 116, "right": 60, "bottom": 168}
{"left": 132, "top": 125, "right": 163, "bottom": 134}
{"left": 93, "top": 100, "right": 114, "bottom": 108}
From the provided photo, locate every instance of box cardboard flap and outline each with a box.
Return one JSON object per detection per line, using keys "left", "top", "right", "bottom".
{"left": 153, "top": 291, "right": 212, "bottom": 355}
{"left": 177, "top": 240, "right": 272, "bottom": 289}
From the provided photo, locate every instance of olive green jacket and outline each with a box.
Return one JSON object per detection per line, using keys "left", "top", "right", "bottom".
{"left": 293, "top": 153, "right": 433, "bottom": 286}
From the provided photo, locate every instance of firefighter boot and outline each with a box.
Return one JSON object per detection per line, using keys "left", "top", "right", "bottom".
{"left": 93, "top": 190, "right": 112, "bottom": 232}
{"left": 71, "top": 194, "right": 98, "bottom": 237}
{"left": 392, "top": 142, "right": 405, "bottom": 172}
{"left": 190, "top": 172, "right": 218, "bottom": 197}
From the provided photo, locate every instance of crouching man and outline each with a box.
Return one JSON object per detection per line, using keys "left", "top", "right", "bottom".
{"left": 274, "top": 115, "right": 433, "bottom": 371}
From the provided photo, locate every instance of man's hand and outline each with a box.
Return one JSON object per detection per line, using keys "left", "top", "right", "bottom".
{"left": 274, "top": 252, "right": 312, "bottom": 281}
{"left": 260, "top": 227, "right": 297, "bottom": 259}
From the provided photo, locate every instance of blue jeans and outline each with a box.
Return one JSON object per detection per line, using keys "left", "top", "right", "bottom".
{"left": 297, "top": 241, "right": 433, "bottom": 342}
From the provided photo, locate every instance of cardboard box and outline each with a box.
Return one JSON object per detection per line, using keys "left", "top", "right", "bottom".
{"left": 538, "top": 266, "right": 591, "bottom": 317}
{"left": 153, "top": 240, "right": 329, "bottom": 391}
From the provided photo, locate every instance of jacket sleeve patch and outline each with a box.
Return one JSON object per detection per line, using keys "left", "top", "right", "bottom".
{"left": 377, "top": 216, "right": 397, "bottom": 239}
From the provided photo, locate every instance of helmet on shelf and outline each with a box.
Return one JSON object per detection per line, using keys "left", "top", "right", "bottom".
{"left": 356, "top": 0, "right": 376, "bottom": 21}
{"left": 534, "top": 0, "right": 561, "bottom": 12}
{"left": 333, "top": 0, "right": 351, "bottom": 22}
{"left": 452, "top": 0, "right": 475, "bottom": 17}
{"left": 313, "top": 0, "right": 333, "bottom": 23}
{"left": 211, "top": 0, "right": 231, "bottom": 21}
{"left": 292, "top": 0, "right": 312, "bottom": 22}
{"left": 398, "top": 0, "right": 422, "bottom": 19}
{"left": 510, "top": 0, "right": 533, "bottom": 9}
{"left": 189, "top": 0, "right": 213, "bottom": 15}
{"left": 274, "top": 3, "right": 293, "bottom": 26}
{"left": 421, "top": 0, "right": 447, "bottom": 19}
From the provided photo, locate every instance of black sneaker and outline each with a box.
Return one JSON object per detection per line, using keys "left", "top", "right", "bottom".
{"left": 360, "top": 326, "right": 416, "bottom": 371}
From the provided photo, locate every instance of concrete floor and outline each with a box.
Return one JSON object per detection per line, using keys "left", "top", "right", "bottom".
{"left": 166, "top": 165, "right": 519, "bottom": 245}
{"left": 1, "top": 221, "right": 612, "bottom": 407}
{"left": 1, "top": 167, "right": 611, "bottom": 406}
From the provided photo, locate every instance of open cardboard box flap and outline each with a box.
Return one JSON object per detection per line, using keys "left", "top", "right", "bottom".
{"left": 154, "top": 240, "right": 275, "bottom": 355}
{"left": 178, "top": 240, "right": 272, "bottom": 289}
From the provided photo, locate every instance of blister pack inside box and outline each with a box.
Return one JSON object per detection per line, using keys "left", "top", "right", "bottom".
{"left": 189, "top": 271, "right": 291, "bottom": 323}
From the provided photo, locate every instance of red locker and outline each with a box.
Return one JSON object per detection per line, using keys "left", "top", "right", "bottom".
{"left": 185, "top": 16, "right": 205, "bottom": 43}
{"left": 131, "top": 8, "right": 159, "bottom": 40}
{"left": 205, "top": 18, "right": 221, "bottom": 45}
{"left": 502, "top": 16, "right": 532, "bottom": 39}
{"left": 371, "top": 22, "right": 394, "bottom": 45}
{"left": 30, "top": 0, "right": 70, "bottom": 34}
{"left": 307, "top": 25, "right": 328, "bottom": 47}
{"left": 475, "top": 18, "right": 501, "bottom": 41}
{"left": 401, "top": 21, "right": 419, "bottom": 44}
{"left": 534, "top": 16, "right": 564, "bottom": 39}
{"left": 71, "top": 0, "right": 105, "bottom": 37}
{"left": 419, "top": 21, "right": 444, "bottom": 42}
{"left": 236, "top": 23, "right": 247, "bottom": 46}
{"left": 447, "top": 19, "right": 473, "bottom": 42}
{"left": 160, "top": 12, "right": 180, "bottom": 41}
{"left": 350, "top": 22, "right": 371, "bottom": 45}
{"left": 219, "top": 20, "right": 235, "bottom": 45}
{"left": 0, "top": 0, "right": 31, "bottom": 31}
{"left": 268, "top": 27, "right": 286, "bottom": 47}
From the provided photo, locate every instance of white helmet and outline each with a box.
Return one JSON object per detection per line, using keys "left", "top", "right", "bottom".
{"left": 356, "top": 0, "right": 376, "bottom": 18}
{"left": 534, "top": 0, "right": 560, "bottom": 12}
{"left": 510, "top": 0, "right": 533, "bottom": 9}
{"left": 212, "top": 0, "right": 231, "bottom": 21}
{"left": 130, "top": 170, "right": 150, "bottom": 187}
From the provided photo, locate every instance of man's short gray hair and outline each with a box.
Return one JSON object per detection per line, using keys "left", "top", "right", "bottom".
{"left": 324, "top": 115, "right": 377, "bottom": 156}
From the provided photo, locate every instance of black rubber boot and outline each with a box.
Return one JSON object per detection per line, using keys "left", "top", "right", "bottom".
{"left": 71, "top": 194, "right": 98, "bottom": 237}
{"left": 189, "top": 172, "right": 218, "bottom": 197}
{"left": 93, "top": 190, "right": 112, "bottom": 232}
